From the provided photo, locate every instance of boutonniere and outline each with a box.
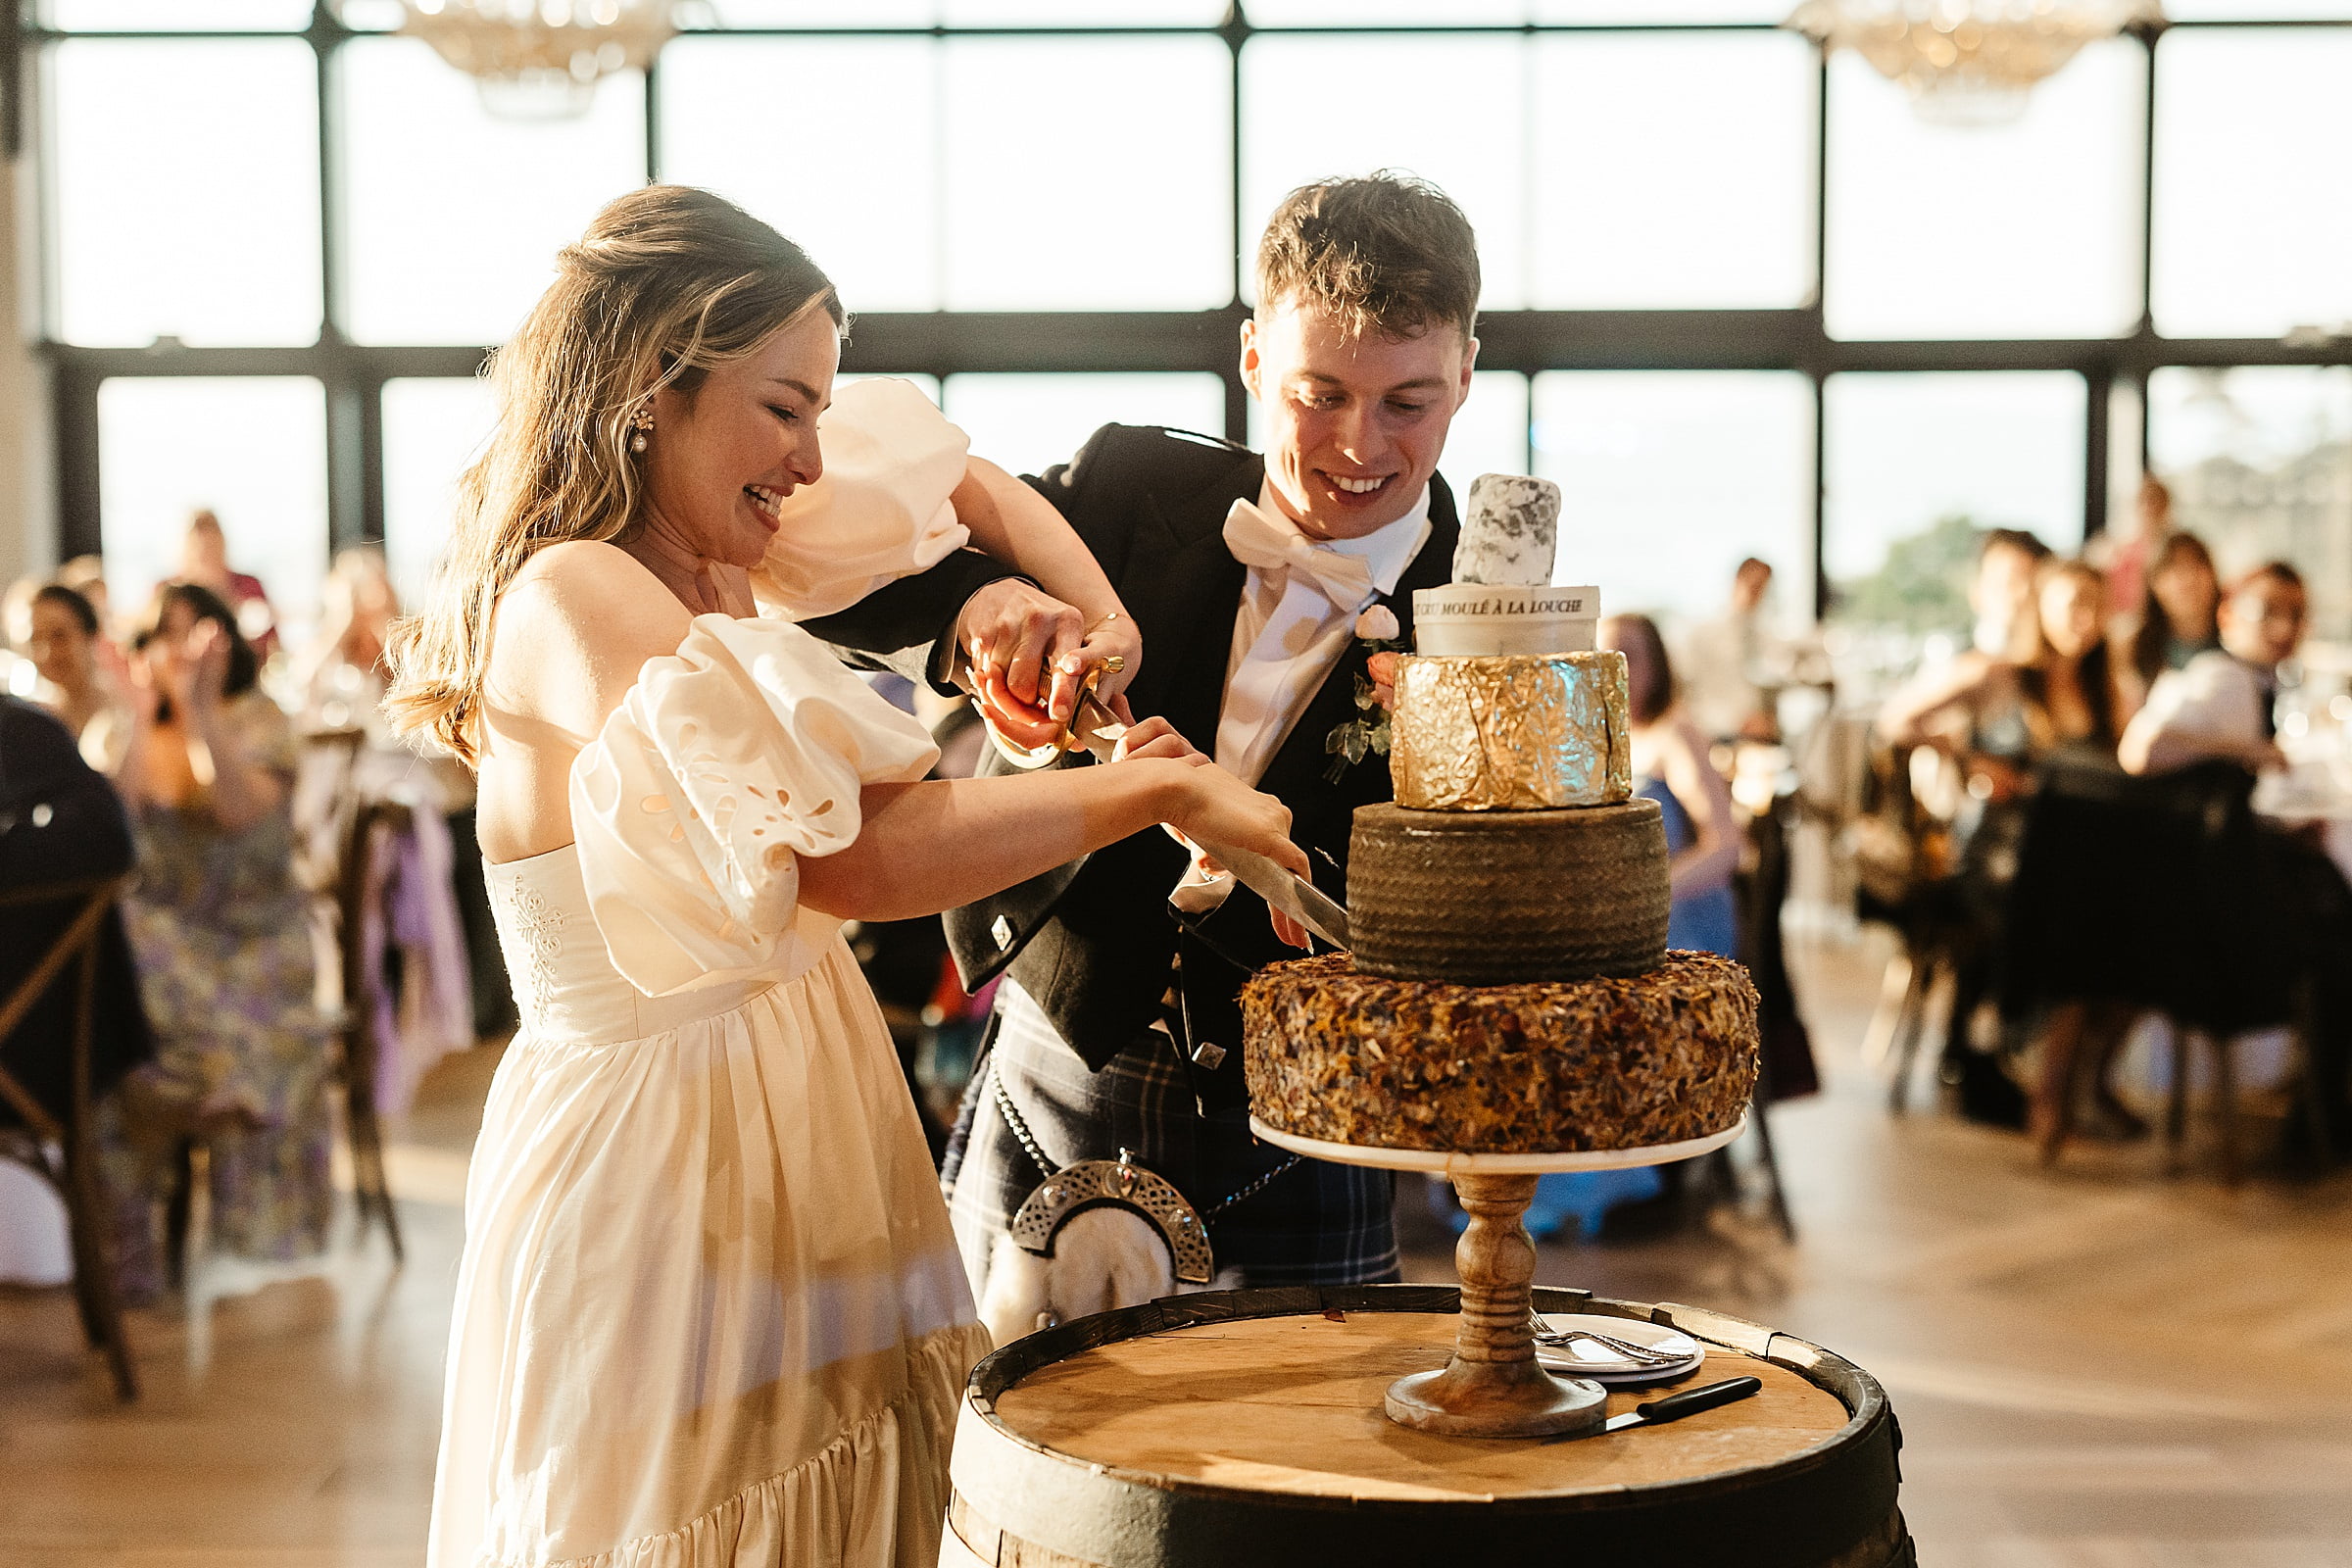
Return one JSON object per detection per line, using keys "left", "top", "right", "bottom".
{"left": 1325, "top": 604, "right": 1405, "bottom": 783}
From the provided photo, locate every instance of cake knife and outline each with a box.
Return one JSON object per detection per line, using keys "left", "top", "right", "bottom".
{"left": 953, "top": 653, "right": 1352, "bottom": 950}
{"left": 1059, "top": 687, "right": 1354, "bottom": 952}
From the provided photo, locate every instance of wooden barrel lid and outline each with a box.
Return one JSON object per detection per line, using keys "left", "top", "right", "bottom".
{"left": 951, "top": 1286, "right": 1903, "bottom": 1568}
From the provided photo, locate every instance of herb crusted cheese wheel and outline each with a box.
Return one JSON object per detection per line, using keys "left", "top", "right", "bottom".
{"left": 1241, "top": 952, "right": 1759, "bottom": 1156}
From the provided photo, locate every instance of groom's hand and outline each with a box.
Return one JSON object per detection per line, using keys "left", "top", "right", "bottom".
{"left": 956, "top": 579, "right": 1088, "bottom": 744}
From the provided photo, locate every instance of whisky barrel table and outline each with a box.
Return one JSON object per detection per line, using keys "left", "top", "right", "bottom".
{"left": 943, "top": 1285, "right": 1911, "bottom": 1568}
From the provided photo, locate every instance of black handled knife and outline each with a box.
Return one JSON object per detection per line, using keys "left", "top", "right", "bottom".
{"left": 1599, "top": 1376, "right": 1763, "bottom": 1435}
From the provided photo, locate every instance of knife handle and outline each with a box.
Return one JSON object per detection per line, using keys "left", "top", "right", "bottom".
{"left": 1633, "top": 1376, "right": 1763, "bottom": 1427}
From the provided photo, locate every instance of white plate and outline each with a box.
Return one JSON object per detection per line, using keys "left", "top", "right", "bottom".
{"left": 1535, "top": 1314, "right": 1703, "bottom": 1379}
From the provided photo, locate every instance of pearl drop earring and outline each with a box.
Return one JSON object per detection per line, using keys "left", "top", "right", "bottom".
{"left": 629, "top": 402, "right": 655, "bottom": 454}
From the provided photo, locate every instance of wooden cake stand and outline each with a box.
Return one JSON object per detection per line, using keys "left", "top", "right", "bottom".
{"left": 1249, "top": 1118, "right": 1745, "bottom": 1439}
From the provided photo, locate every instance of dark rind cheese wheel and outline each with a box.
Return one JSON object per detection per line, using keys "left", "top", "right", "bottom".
{"left": 1242, "top": 951, "right": 1760, "bottom": 1155}
{"left": 1348, "top": 800, "right": 1670, "bottom": 985}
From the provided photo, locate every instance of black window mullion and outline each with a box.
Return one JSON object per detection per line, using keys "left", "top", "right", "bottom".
{"left": 1224, "top": 6, "right": 1248, "bottom": 445}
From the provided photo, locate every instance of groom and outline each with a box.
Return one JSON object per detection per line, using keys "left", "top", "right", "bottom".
{"left": 810, "top": 172, "right": 1484, "bottom": 1326}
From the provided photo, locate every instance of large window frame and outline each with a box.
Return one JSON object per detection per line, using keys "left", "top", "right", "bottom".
{"left": 32, "top": 5, "right": 2352, "bottom": 618}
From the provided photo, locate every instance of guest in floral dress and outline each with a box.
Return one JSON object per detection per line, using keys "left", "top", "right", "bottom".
{"left": 103, "top": 581, "right": 332, "bottom": 1301}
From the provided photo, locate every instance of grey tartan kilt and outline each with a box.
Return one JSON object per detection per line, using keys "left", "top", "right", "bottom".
{"left": 940, "top": 978, "right": 1400, "bottom": 1297}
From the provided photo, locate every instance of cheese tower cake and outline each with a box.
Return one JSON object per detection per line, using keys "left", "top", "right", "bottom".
{"left": 1243, "top": 473, "right": 1759, "bottom": 1156}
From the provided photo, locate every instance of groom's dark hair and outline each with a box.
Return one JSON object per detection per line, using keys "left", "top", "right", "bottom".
{"left": 1254, "top": 171, "right": 1480, "bottom": 342}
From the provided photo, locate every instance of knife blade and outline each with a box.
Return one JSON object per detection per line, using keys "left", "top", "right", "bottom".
{"left": 1599, "top": 1376, "right": 1762, "bottom": 1435}
{"left": 953, "top": 653, "right": 1352, "bottom": 950}
{"left": 1061, "top": 690, "right": 1353, "bottom": 951}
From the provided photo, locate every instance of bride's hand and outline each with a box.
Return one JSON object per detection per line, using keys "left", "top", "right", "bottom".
{"left": 1166, "top": 764, "right": 1307, "bottom": 880}
{"left": 1110, "top": 714, "right": 1207, "bottom": 767}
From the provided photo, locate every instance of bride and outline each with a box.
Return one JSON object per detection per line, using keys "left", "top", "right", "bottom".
{"left": 386, "top": 186, "right": 1303, "bottom": 1568}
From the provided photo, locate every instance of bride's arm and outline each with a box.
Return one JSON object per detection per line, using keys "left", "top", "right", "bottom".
{"left": 798, "top": 721, "right": 1301, "bottom": 923}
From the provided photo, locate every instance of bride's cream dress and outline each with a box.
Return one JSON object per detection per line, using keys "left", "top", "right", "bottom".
{"left": 428, "top": 381, "right": 995, "bottom": 1568}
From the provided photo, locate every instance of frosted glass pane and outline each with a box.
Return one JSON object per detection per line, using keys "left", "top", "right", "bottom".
{"left": 661, "top": 37, "right": 938, "bottom": 312}
{"left": 1536, "top": 0, "right": 1794, "bottom": 14}
{"left": 1248, "top": 372, "right": 1528, "bottom": 506}
{"left": 1531, "top": 32, "right": 1815, "bottom": 310}
{"left": 1243, "top": 34, "right": 1524, "bottom": 311}
{"left": 52, "top": 40, "right": 320, "bottom": 347}
{"left": 47, "top": 0, "right": 312, "bottom": 26}
{"left": 382, "top": 378, "right": 497, "bottom": 613}
{"left": 702, "top": 0, "right": 1223, "bottom": 19}
{"left": 1823, "top": 372, "right": 2084, "bottom": 625}
{"left": 2151, "top": 29, "right": 2352, "bottom": 338}
{"left": 97, "top": 377, "right": 329, "bottom": 626}
{"left": 1532, "top": 371, "right": 1814, "bottom": 629}
{"left": 1825, "top": 42, "right": 2144, "bottom": 340}
{"left": 943, "top": 0, "right": 1225, "bottom": 19}
{"left": 696, "top": 0, "right": 933, "bottom": 22}
{"left": 1435, "top": 373, "right": 1533, "bottom": 507}
{"left": 944, "top": 372, "right": 1227, "bottom": 479}
{"left": 341, "top": 37, "right": 646, "bottom": 346}
{"left": 2147, "top": 366, "right": 2352, "bottom": 640}
{"left": 1247, "top": 0, "right": 1523, "bottom": 20}
{"left": 2163, "top": 1, "right": 2352, "bottom": 15}
{"left": 942, "top": 39, "right": 1229, "bottom": 310}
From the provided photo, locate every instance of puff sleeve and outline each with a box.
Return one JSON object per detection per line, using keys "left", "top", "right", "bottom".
{"left": 748, "top": 377, "right": 973, "bottom": 622}
{"left": 569, "top": 614, "right": 940, "bottom": 997}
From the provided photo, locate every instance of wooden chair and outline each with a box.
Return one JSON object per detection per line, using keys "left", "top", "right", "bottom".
{"left": 0, "top": 874, "right": 138, "bottom": 1400}
{"left": 2004, "top": 759, "right": 2316, "bottom": 1179}
{"left": 329, "top": 795, "right": 409, "bottom": 1263}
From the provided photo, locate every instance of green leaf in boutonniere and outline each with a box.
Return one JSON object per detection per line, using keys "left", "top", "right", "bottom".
{"left": 1324, "top": 626, "right": 1404, "bottom": 783}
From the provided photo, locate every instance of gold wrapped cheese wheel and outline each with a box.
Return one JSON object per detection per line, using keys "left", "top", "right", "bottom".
{"left": 1388, "top": 651, "right": 1632, "bottom": 811}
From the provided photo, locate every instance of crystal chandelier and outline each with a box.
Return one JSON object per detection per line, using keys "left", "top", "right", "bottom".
{"left": 1788, "top": 0, "right": 2164, "bottom": 126}
{"left": 394, "top": 0, "right": 682, "bottom": 121}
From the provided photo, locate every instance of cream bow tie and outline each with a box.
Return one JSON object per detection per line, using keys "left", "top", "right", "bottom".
{"left": 1222, "top": 499, "right": 1376, "bottom": 607}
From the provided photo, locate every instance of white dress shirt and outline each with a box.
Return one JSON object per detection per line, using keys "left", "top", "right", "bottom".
{"left": 1169, "top": 481, "right": 1432, "bottom": 912}
{"left": 2121, "top": 649, "right": 2275, "bottom": 767}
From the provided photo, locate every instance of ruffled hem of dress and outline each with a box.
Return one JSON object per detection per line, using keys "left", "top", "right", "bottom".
{"left": 468, "top": 1322, "right": 992, "bottom": 1568}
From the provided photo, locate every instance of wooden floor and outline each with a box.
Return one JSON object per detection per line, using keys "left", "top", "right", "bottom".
{"left": 4, "top": 924, "right": 2349, "bottom": 1566}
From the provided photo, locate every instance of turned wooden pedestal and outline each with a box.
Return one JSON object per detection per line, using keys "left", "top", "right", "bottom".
{"left": 1383, "top": 1171, "right": 1606, "bottom": 1438}
{"left": 1248, "top": 1116, "right": 1746, "bottom": 1440}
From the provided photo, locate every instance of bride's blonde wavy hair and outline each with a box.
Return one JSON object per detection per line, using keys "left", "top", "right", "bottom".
{"left": 383, "top": 184, "right": 844, "bottom": 766}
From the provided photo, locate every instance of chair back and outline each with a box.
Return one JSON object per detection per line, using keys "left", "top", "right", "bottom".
{"left": 2002, "top": 758, "right": 2290, "bottom": 1031}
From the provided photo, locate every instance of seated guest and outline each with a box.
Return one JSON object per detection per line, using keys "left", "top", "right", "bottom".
{"left": 2123, "top": 530, "right": 2223, "bottom": 722}
{"left": 1530, "top": 614, "right": 1739, "bottom": 1240}
{"left": 2009, "top": 560, "right": 2144, "bottom": 1158}
{"left": 16, "top": 583, "right": 130, "bottom": 769}
{"left": 0, "top": 696, "right": 155, "bottom": 1146}
{"left": 176, "top": 510, "right": 279, "bottom": 662}
{"left": 1875, "top": 528, "right": 2051, "bottom": 1125}
{"left": 103, "top": 583, "right": 332, "bottom": 1302}
{"left": 2020, "top": 558, "right": 2124, "bottom": 759}
{"left": 2119, "top": 561, "right": 2351, "bottom": 1162}
{"left": 55, "top": 556, "right": 115, "bottom": 636}
{"left": 1604, "top": 612, "right": 1740, "bottom": 956}
{"left": 1677, "top": 557, "right": 1780, "bottom": 744}
{"left": 1879, "top": 526, "right": 2052, "bottom": 804}
{"left": 2120, "top": 562, "right": 2298, "bottom": 777}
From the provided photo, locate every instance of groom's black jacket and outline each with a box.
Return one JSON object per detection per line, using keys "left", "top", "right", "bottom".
{"left": 806, "top": 423, "right": 1458, "bottom": 1109}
